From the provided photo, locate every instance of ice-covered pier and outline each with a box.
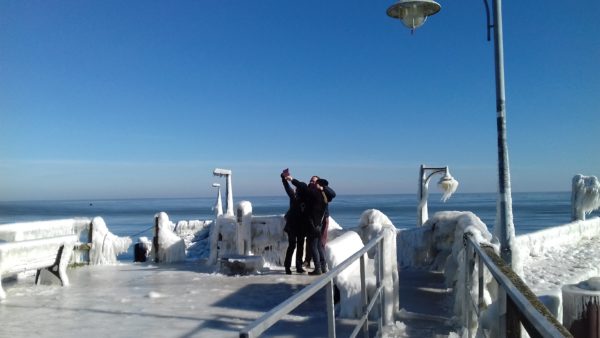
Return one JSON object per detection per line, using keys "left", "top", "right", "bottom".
{"left": 1, "top": 214, "right": 599, "bottom": 337}
{"left": 1, "top": 172, "right": 599, "bottom": 337}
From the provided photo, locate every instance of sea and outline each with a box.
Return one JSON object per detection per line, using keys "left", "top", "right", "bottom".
{"left": 1, "top": 192, "right": 598, "bottom": 261}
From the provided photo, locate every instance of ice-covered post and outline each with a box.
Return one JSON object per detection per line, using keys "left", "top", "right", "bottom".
{"left": 153, "top": 215, "right": 160, "bottom": 263}
{"left": 571, "top": 174, "right": 600, "bottom": 221}
{"left": 212, "top": 183, "right": 223, "bottom": 217}
{"left": 562, "top": 277, "right": 600, "bottom": 337}
{"left": 213, "top": 168, "right": 234, "bottom": 216}
{"left": 236, "top": 201, "right": 252, "bottom": 255}
{"left": 417, "top": 165, "right": 459, "bottom": 226}
{"left": 357, "top": 209, "right": 399, "bottom": 325}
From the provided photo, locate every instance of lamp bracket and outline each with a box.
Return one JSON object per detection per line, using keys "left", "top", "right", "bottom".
{"left": 483, "top": 0, "right": 493, "bottom": 42}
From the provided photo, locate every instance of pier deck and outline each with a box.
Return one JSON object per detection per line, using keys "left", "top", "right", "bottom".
{"left": 0, "top": 261, "right": 456, "bottom": 337}
{"left": 2, "top": 229, "right": 599, "bottom": 337}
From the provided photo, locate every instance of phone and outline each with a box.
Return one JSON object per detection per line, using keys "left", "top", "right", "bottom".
{"left": 282, "top": 168, "right": 290, "bottom": 177}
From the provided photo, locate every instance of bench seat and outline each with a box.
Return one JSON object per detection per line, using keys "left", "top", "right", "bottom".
{"left": 0, "top": 235, "right": 78, "bottom": 299}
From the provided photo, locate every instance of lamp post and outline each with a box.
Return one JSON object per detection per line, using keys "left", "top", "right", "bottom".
{"left": 212, "top": 183, "right": 223, "bottom": 217}
{"left": 418, "top": 165, "right": 459, "bottom": 226}
{"left": 387, "top": 0, "right": 515, "bottom": 266}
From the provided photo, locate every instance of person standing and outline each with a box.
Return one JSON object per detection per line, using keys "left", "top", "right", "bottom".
{"left": 316, "top": 178, "right": 336, "bottom": 250}
{"left": 303, "top": 176, "right": 336, "bottom": 270}
{"left": 281, "top": 170, "right": 308, "bottom": 274}
{"left": 299, "top": 176, "right": 331, "bottom": 275}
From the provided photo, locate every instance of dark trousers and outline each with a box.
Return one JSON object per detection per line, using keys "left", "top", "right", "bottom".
{"left": 284, "top": 232, "right": 305, "bottom": 270}
{"left": 309, "top": 235, "right": 326, "bottom": 272}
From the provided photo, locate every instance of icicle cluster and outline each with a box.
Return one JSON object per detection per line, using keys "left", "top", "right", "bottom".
{"left": 573, "top": 174, "right": 600, "bottom": 215}
{"left": 154, "top": 212, "right": 186, "bottom": 263}
{"left": 89, "top": 216, "right": 132, "bottom": 265}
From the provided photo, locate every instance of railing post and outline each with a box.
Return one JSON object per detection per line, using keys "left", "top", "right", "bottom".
{"left": 464, "top": 238, "right": 472, "bottom": 338}
{"left": 360, "top": 254, "right": 369, "bottom": 338}
{"left": 377, "top": 239, "right": 384, "bottom": 332}
{"left": 506, "top": 296, "right": 522, "bottom": 338}
{"left": 153, "top": 216, "right": 159, "bottom": 263}
{"left": 326, "top": 279, "right": 336, "bottom": 338}
{"left": 478, "top": 255, "right": 484, "bottom": 312}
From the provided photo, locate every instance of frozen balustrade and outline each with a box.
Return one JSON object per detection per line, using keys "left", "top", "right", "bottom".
{"left": 0, "top": 218, "right": 90, "bottom": 242}
{"left": 0, "top": 217, "right": 131, "bottom": 266}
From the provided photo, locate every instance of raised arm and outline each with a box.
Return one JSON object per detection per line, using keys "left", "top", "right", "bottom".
{"left": 282, "top": 176, "right": 295, "bottom": 199}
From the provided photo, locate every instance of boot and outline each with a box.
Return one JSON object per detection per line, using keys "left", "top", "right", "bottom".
{"left": 308, "top": 269, "right": 322, "bottom": 276}
{"left": 296, "top": 267, "right": 306, "bottom": 273}
{"left": 285, "top": 267, "right": 292, "bottom": 275}
{"left": 321, "top": 263, "right": 328, "bottom": 273}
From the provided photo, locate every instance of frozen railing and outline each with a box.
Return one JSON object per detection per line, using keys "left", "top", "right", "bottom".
{"left": 239, "top": 233, "right": 387, "bottom": 338}
{"left": 463, "top": 234, "right": 572, "bottom": 338}
{"left": 0, "top": 218, "right": 130, "bottom": 265}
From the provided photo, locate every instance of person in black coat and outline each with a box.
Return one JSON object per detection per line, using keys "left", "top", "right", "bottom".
{"left": 285, "top": 175, "right": 331, "bottom": 275}
{"left": 303, "top": 176, "right": 336, "bottom": 270}
{"left": 281, "top": 172, "right": 309, "bottom": 274}
{"left": 316, "top": 178, "right": 336, "bottom": 249}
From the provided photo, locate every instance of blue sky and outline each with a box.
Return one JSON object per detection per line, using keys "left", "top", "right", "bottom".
{"left": 1, "top": 0, "right": 598, "bottom": 201}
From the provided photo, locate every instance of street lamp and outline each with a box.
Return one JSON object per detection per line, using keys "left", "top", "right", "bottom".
{"left": 212, "top": 183, "right": 223, "bottom": 217}
{"left": 418, "top": 165, "right": 459, "bottom": 226}
{"left": 387, "top": 0, "right": 515, "bottom": 266}
{"left": 386, "top": 0, "right": 441, "bottom": 33}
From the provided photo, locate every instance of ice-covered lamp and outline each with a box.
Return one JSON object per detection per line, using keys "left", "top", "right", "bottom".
{"left": 438, "top": 170, "right": 459, "bottom": 202}
{"left": 417, "top": 165, "right": 459, "bottom": 226}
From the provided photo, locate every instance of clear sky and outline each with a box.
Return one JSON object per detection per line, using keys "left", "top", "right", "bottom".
{"left": 1, "top": 0, "right": 598, "bottom": 201}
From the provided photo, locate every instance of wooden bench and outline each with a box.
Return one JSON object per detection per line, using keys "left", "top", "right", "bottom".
{"left": 0, "top": 235, "right": 78, "bottom": 299}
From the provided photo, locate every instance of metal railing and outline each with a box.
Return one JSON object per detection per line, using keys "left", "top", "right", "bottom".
{"left": 239, "top": 233, "right": 386, "bottom": 338}
{"left": 463, "top": 234, "right": 573, "bottom": 337}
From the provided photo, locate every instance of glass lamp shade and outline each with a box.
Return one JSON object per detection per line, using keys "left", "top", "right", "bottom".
{"left": 387, "top": 0, "right": 441, "bottom": 30}
{"left": 401, "top": 5, "right": 427, "bottom": 29}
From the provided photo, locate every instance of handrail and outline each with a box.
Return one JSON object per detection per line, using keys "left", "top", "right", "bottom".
{"left": 239, "top": 233, "right": 386, "bottom": 338}
{"left": 463, "top": 234, "right": 573, "bottom": 337}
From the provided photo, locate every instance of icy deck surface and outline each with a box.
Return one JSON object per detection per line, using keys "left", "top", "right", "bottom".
{"left": 2, "top": 232, "right": 599, "bottom": 337}
{"left": 0, "top": 261, "right": 385, "bottom": 337}
{"left": 522, "top": 234, "right": 600, "bottom": 294}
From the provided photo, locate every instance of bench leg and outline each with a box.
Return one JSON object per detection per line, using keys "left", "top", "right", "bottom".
{"left": 57, "top": 244, "right": 74, "bottom": 287}
{"left": 0, "top": 276, "right": 6, "bottom": 299}
{"left": 38, "top": 244, "right": 73, "bottom": 287}
{"left": 35, "top": 269, "right": 43, "bottom": 285}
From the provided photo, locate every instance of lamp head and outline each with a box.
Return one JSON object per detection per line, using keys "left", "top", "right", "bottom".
{"left": 387, "top": 0, "right": 441, "bottom": 31}
{"left": 438, "top": 171, "right": 459, "bottom": 202}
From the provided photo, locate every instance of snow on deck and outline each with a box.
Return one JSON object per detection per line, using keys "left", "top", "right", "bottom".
{"left": 519, "top": 217, "right": 600, "bottom": 295}
{"left": 0, "top": 261, "right": 381, "bottom": 337}
{"left": 1, "top": 215, "right": 598, "bottom": 336}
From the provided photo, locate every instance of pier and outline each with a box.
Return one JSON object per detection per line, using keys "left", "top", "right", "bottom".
{"left": 1, "top": 217, "right": 598, "bottom": 336}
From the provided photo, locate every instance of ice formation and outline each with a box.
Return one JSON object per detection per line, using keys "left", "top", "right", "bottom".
{"left": 89, "top": 216, "right": 132, "bottom": 265}
{"left": 572, "top": 174, "right": 600, "bottom": 221}
{"left": 561, "top": 277, "right": 600, "bottom": 335}
{"left": 154, "top": 212, "right": 186, "bottom": 263}
{"left": 248, "top": 215, "right": 287, "bottom": 266}
{"left": 439, "top": 176, "right": 459, "bottom": 202}
{"left": 0, "top": 218, "right": 90, "bottom": 242}
{"left": 325, "top": 231, "right": 376, "bottom": 318}
{"left": 356, "top": 209, "right": 399, "bottom": 324}
{"left": 397, "top": 211, "right": 497, "bottom": 336}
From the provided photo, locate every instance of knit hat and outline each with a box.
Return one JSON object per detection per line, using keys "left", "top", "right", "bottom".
{"left": 316, "top": 178, "right": 329, "bottom": 187}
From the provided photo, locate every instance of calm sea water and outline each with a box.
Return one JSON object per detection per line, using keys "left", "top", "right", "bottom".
{"left": 1, "top": 192, "right": 598, "bottom": 260}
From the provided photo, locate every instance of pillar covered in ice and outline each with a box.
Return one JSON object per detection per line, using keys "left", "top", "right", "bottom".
{"left": 571, "top": 174, "right": 600, "bottom": 221}
{"left": 356, "top": 209, "right": 399, "bottom": 325}
{"left": 562, "top": 277, "right": 600, "bottom": 337}
{"left": 236, "top": 201, "right": 252, "bottom": 255}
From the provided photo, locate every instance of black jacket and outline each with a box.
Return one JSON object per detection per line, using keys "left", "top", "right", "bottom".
{"left": 283, "top": 178, "right": 308, "bottom": 235}
{"left": 291, "top": 180, "right": 325, "bottom": 237}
